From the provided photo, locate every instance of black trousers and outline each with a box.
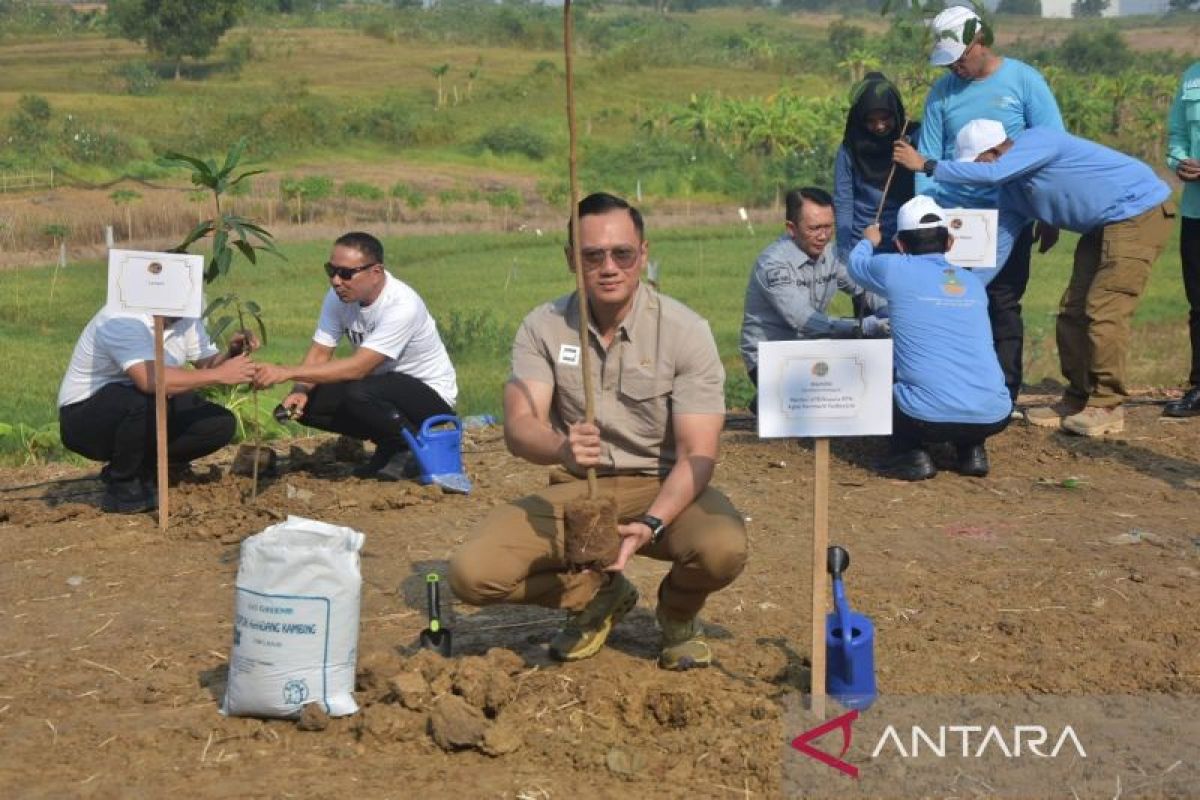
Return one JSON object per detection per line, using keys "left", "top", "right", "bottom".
{"left": 891, "top": 405, "right": 1010, "bottom": 453}
{"left": 1182, "top": 216, "right": 1200, "bottom": 386}
{"left": 300, "top": 373, "right": 453, "bottom": 451}
{"left": 59, "top": 383, "right": 236, "bottom": 482}
{"left": 987, "top": 222, "right": 1034, "bottom": 402}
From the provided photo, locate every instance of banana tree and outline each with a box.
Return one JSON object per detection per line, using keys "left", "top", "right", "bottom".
{"left": 162, "top": 137, "right": 283, "bottom": 501}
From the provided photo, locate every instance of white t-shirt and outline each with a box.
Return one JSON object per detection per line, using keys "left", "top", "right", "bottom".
{"left": 57, "top": 310, "right": 220, "bottom": 407}
{"left": 313, "top": 271, "right": 458, "bottom": 406}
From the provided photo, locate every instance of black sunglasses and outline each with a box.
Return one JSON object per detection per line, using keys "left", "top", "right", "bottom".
{"left": 324, "top": 261, "right": 378, "bottom": 280}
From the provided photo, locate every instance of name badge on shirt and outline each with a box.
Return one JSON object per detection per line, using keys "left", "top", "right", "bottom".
{"left": 558, "top": 344, "right": 581, "bottom": 366}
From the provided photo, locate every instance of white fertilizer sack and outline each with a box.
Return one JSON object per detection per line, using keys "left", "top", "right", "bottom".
{"left": 222, "top": 515, "right": 364, "bottom": 718}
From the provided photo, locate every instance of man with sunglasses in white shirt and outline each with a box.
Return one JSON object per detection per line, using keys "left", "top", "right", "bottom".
{"left": 253, "top": 231, "right": 457, "bottom": 480}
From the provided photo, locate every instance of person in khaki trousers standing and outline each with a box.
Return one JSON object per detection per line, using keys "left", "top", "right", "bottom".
{"left": 449, "top": 192, "right": 747, "bottom": 671}
{"left": 895, "top": 120, "right": 1175, "bottom": 436}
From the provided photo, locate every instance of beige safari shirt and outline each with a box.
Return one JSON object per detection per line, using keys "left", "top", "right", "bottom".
{"left": 511, "top": 283, "right": 725, "bottom": 477}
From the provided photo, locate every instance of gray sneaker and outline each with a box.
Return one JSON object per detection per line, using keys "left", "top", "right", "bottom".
{"left": 657, "top": 606, "right": 711, "bottom": 671}
{"left": 549, "top": 573, "right": 638, "bottom": 662}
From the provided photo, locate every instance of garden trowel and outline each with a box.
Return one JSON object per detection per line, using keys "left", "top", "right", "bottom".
{"left": 418, "top": 572, "right": 452, "bottom": 657}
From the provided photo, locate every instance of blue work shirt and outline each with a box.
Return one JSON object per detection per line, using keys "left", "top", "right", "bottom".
{"left": 916, "top": 58, "right": 1063, "bottom": 210}
{"left": 848, "top": 239, "right": 1011, "bottom": 425}
{"left": 934, "top": 127, "right": 1171, "bottom": 233}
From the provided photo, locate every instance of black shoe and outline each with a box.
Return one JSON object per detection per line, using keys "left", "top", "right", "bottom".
{"left": 881, "top": 448, "right": 937, "bottom": 481}
{"left": 352, "top": 446, "right": 399, "bottom": 478}
{"left": 352, "top": 447, "right": 416, "bottom": 480}
{"left": 1163, "top": 386, "right": 1200, "bottom": 418}
{"left": 955, "top": 444, "right": 990, "bottom": 477}
{"left": 101, "top": 478, "right": 157, "bottom": 514}
{"left": 376, "top": 452, "right": 420, "bottom": 482}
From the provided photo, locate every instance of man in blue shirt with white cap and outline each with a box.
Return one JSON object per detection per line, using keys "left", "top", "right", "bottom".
{"left": 849, "top": 195, "right": 1012, "bottom": 480}
{"left": 917, "top": 5, "right": 1063, "bottom": 405}
{"left": 895, "top": 120, "right": 1176, "bottom": 436}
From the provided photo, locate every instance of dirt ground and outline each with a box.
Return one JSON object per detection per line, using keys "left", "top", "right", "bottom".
{"left": 1, "top": 392, "right": 1198, "bottom": 799}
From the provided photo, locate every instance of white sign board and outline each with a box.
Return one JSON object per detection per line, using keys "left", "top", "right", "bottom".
{"left": 757, "top": 339, "right": 893, "bottom": 438}
{"left": 105, "top": 249, "right": 204, "bottom": 318}
{"left": 944, "top": 208, "right": 998, "bottom": 269}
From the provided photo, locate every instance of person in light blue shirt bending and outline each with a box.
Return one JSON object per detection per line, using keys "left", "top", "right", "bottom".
{"left": 895, "top": 120, "right": 1177, "bottom": 437}
{"left": 917, "top": 5, "right": 1063, "bottom": 404}
{"left": 849, "top": 196, "right": 1012, "bottom": 482}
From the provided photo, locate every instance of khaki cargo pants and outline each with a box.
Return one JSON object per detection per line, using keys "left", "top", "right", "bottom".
{"left": 449, "top": 473, "right": 747, "bottom": 620}
{"left": 1057, "top": 201, "right": 1177, "bottom": 407}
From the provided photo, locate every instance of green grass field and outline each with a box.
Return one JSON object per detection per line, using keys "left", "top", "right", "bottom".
{"left": 0, "top": 222, "right": 1190, "bottom": 461}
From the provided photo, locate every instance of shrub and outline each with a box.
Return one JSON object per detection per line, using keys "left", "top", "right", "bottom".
{"left": 390, "top": 181, "right": 427, "bottom": 208}
{"left": 110, "top": 60, "right": 160, "bottom": 95}
{"left": 476, "top": 124, "right": 549, "bottom": 160}
{"left": 1056, "top": 26, "right": 1132, "bottom": 75}
{"left": 341, "top": 180, "right": 384, "bottom": 201}
{"left": 60, "top": 113, "right": 131, "bottom": 165}
{"left": 342, "top": 94, "right": 419, "bottom": 146}
{"left": 439, "top": 308, "right": 513, "bottom": 360}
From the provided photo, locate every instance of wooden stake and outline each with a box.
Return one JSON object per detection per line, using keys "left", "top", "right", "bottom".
{"left": 563, "top": 0, "right": 598, "bottom": 500}
{"left": 873, "top": 119, "right": 913, "bottom": 226}
{"left": 154, "top": 316, "right": 169, "bottom": 531}
{"left": 811, "top": 437, "right": 829, "bottom": 719}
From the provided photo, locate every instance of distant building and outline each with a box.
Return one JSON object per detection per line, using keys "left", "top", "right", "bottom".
{"left": 1025, "top": 0, "right": 1169, "bottom": 16}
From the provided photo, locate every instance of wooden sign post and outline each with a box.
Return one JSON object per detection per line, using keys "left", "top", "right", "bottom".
{"left": 756, "top": 339, "right": 893, "bottom": 720}
{"left": 153, "top": 316, "right": 169, "bottom": 531}
{"left": 106, "top": 249, "right": 205, "bottom": 532}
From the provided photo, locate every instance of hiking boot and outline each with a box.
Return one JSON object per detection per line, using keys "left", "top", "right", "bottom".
{"left": 879, "top": 447, "right": 937, "bottom": 481}
{"left": 657, "top": 606, "right": 711, "bottom": 671}
{"left": 101, "top": 478, "right": 157, "bottom": 514}
{"left": 549, "top": 573, "right": 638, "bottom": 662}
{"left": 1062, "top": 405, "right": 1124, "bottom": 436}
{"left": 1163, "top": 386, "right": 1200, "bottom": 418}
{"left": 1025, "top": 398, "right": 1085, "bottom": 428}
{"left": 955, "top": 444, "right": 989, "bottom": 477}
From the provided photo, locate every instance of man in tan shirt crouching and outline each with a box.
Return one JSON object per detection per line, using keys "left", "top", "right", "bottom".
{"left": 449, "top": 192, "right": 747, "bottom": 670}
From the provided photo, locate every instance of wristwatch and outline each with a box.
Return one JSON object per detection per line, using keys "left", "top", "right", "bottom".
{"left": 633, "top": 514, "right": 667, "bottom": 545}
{"left": 922, "top": 159, "right": 938, "bottom": 178}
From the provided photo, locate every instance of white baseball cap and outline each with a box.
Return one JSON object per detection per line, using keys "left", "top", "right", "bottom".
{"left": 896, "top": 196, "right": 946, "bottom": 233}
{"left": 929, "top": 6, "right": 981, "bottom": 67}
{"left": 954, "top": 118, "right": 1008, "bottom": 162}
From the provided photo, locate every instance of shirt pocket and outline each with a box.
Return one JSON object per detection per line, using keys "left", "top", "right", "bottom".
{"left": 1184, "top": 88, "right": 1200, "bottom": 123}
{"left": 553, "top": 364, "right": 587, "bottom": 424}
{"left": 619, "top": 369, "right": 672, "bottom": 444}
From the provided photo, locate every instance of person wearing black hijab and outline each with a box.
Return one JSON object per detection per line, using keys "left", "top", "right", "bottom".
{"left": 834, "top": 72, "right": 918, "bottom": 265}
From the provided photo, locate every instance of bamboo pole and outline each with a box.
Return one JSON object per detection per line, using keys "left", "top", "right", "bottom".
{"left": 564, "top": 0, "right": 598, "bottom": 500}
{"left": 873, "top": 119, "right": 913, "bottom": 226}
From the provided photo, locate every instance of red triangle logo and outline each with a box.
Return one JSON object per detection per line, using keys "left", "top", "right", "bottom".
{"left": 790, "top": 709, "right": 860, "bottom": 779}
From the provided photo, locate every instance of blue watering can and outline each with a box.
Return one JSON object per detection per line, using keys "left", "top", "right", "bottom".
{"left": 400, "top": 414, "right": 472, "bottom": 494}
{"left": 825, "top": 545, "right": 877, "bottom": 711}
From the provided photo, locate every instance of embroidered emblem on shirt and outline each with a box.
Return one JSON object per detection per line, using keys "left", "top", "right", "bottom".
{"left": 766, "top": 267, "right": 793, "bottom": 289}
{"left": 941, "top": 268, "right": 967, "bottom": 297}
{"left": 558, "top": 344, "right": 581, "bottom": 366}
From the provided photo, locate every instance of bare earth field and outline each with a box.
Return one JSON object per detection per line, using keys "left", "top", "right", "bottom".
{"left": 1, "top": 395, "right": 1199, "bottom": 799}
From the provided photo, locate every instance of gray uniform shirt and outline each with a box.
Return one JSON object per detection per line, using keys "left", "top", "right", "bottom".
{"left": 739, "top": 235, "right": 865, "bottom": 372}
